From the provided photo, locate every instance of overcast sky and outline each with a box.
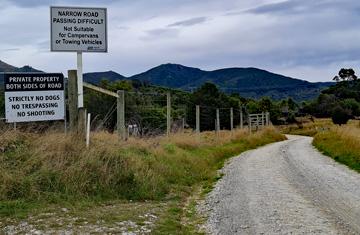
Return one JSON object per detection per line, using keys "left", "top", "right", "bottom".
{"left": 1, "top": 0, "right": 360, "bottom": 82}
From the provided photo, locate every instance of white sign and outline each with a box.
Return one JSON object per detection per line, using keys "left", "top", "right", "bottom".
{"left": 4, "top": 73, "right": 65, "bottom": 123}
{"left": 50, "top": 6, "right": 107, "bottom": 52}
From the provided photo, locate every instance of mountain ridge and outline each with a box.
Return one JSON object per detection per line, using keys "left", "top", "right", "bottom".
{"left": 0, "top": 60, "right": 42, "bottom": 73}
{"left": 125, "top": 63, "right": 332, "bottom": 100}
{"left": 0, "top": 60, "right": 333, "bottom": 101}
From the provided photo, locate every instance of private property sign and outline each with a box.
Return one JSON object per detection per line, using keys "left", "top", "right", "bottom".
{"left": 50, "top": 6, "right": 107, "bottom": 52}
{"left": 4, "top": 73, "right": 65, "bottom": 123}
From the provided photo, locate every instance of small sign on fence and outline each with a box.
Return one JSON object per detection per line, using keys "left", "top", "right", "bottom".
{"left": 4, "top": 73, "right": 65, "bottom": 123}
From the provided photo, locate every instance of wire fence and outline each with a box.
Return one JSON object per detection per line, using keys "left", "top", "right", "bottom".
{"left": 81, "top": 87, "right": 255, "bottom": 137}
{"left": 0, "top": 82, "right": 270, "bottom": 137}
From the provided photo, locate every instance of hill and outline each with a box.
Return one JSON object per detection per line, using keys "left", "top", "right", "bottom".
{"left": 0, "top": 60, "right": 42, "bottom": 86}
{"left": 130, "top": 64, "right": 207, "bottom": 88}
{"left": 0, "top": 60, "right": 124, "bottom": 85}
{"left": 0, "top": 60, "right": 41, "bottom": 73}
{"left": 83, "top": 71, "right": 125, "bottom": 84}
{"left": 0, "top": 60, "right": 17, "bottom": 72}
{"left": 129, "top": 64, "right": 333, "bottom": 101}
{"left": 0, "top": 60, "right": 333, "bottom": 101}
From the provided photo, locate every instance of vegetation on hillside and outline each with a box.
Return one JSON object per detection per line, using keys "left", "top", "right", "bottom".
{"left": 0, "top": 77, "right": 313, "bottom": 131}
{"left": 90, "top": 63, "right": 332, "bottom": 101}
{"left": 82, "top": 80, "right": 305, "bottom": 133}
{"left": 1, "top": 67, "right": 359, "bottom": 130}
{"left": 303, "top": 69, "right": 360, "bottom": 124}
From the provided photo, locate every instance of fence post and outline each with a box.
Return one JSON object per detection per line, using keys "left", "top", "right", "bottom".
{"left": 230, "top": 108, "right": 234, "bottom": 131}
{"left": 248, "top": 116, "right": 252, "bottom": 134}
{"left": 262, "top": 112, "right": 265, "bottom": 128}
{"left": 86, "top": 113, "right": 91, "bottom": 147}
{"left": 266, "top": 112, "right": 270, "bottom": 126}
{"left": 240, "top": 110, "right": 243, "bottom": 129}
{"left": 216, "top": 108, "right": 220, "bottom": 132}
{"left": 117, "top": 90, "right": 126, "bottom": 140}
{"left": 68, "top": 70, "right": 78, "bottom": 132}
{"left": 167, "top": 92, "right": 171, "bottom": 137}
{"left": 196, "top": 105, "right": 200, "bottom": 134}
{"left": 182, "top": 118, "right": 185, "bottom": 132}
{"left": 77, "top": 108, "right": 86, "bottom": 137}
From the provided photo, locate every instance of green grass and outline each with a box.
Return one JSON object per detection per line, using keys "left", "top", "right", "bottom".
{"left": 0, "top": 200, "right": 40, "bottom": 218}
{"left": 313, "top": 126, "right": 360, "bottom": 173}
{"left": 0, "top": 128, "right": 285, "bottom": 232}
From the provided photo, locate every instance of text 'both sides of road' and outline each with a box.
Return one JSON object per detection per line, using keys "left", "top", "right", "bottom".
{"left": 4, "top": 73, "right": 65, "bottom": 123}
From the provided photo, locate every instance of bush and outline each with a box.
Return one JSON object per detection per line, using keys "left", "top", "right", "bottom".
{"left": 331, "top": 106, "right": 351, "bottom": 125}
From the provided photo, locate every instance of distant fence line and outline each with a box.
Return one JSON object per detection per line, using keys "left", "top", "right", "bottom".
{"left": 0, "top": 71, "right": 271, "bottom": 138}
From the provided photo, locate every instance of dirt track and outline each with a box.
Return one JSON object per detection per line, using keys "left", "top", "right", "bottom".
{"left": 204, "top": 135, "right": 360, "bottom": 235}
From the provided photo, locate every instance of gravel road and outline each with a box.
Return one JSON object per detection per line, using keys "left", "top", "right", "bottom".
{"left": 204, "top": 135, "right": 360, "bottom": 235}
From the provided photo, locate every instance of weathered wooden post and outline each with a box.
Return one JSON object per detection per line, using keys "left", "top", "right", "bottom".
{"left": 196, "top": 105, "right": 200, "bottom": 134}
{"left": 240, "top": 110, "right": 243, "bottom": 129}
{"left": 86, "top": 113, "right": 91, "bottom": 147}
{"left": 216, "top": 108, "right": 220, "bottom": 132}
{"left": 230, "top": 107, "right": 234, "bottom": 131}
{"left": 78, "top": 108, "right": 87, "bottom": 136}
{"left": 68, "top": 70, "right": 78, "bottom": 132}
{"left": 266, "top": 112, "right": 270, "bottom": 126}
{"left": 167, "top": 92, "right": 171, "bottom": 137}
{"left": 262, "top": 112, "right": 265, "bottom": 128}
{"left": 248, "top": 116, "right": 252, "bottom": 134}
{"left": 68, "top": 69, "right": 85, "bottom": 136}
{"left": 117, "top": 90, "right": 126, "bottom": 140}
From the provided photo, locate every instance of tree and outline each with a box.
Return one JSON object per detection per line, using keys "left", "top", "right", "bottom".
{"left": 258, "top": 97, "right": 272, "bottom": 112}
{"left": 189, "top": 83, "right": 234, "bottom": 131}
{"left": 287, "top": 98, "right": 298, "bottom": 111}
{"left": 331, "top": 106, "right": 351, "bottom": 125}
{"left": 333, "top": 68, "right": 358, "bottom": 82}
{"left": 340, "top": 98, "right": 360, "bottom": 117}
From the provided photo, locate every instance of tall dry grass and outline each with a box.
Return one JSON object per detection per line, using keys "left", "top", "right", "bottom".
{"left": 279, "top": 118, "right": 333, "bottom": 136}
{"left": 313, "top": 125, "right": 360, "bottom": 172}
{"left": 0, "top": 127, "right": 285, "bottom": 202}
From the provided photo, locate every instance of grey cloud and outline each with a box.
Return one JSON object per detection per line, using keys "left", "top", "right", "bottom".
{"left": 36, "top": 40, "right": 51, "bottom": 52}
{"left": 246, "top": 0, "right": 360, "bottom": 15}
{"left": 0, "top": 48, "right": 20, "bottom": 51}
{"left": 3, "top": 0, "right": 360, "bottom": 82}
{"left": 142, "top": 28, "right": 179, "bottom": 40}
{"left": 168, "top": 17, "right": 208, "bottom": 27}
{"left": 116, "top": 26, "right": 130, "bottom": 30}
{"left": 6, "top": 0, "right": 117, "bottom": 8}
{"left": 247, "top": 0, "right": 301, "bottom": 14}
{"left": 224, "top": 0, "right": 311, "bottom": 16}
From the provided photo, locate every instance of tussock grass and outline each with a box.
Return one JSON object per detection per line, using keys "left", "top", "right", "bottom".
{"left": 280, "top": 118, "right": 334, "bottom": 136}
{"left": 280, "top": 118, "right": 360, "bottom": 137}
{"left": 313, "top": 125, "right": 360, "bottom": 173}
{"left": 0, "top": 128, "right": 285, "bottom": 204}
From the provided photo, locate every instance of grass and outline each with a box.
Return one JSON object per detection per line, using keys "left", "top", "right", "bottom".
{"left": 279, "top": 118, "right": 333, "bottom": 136}
{"left": 313, "top": 125, "right": 360, "bottom": 173}
{"left": 0, "top": 127, "right": 285, "bottom": 233}
{"left": 280, "top": 118, "right": 360, "bottom": 173}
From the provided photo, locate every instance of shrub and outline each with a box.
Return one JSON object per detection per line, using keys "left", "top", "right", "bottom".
{"left": 331, "top": 106, "right": 351, "bottom": 125}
